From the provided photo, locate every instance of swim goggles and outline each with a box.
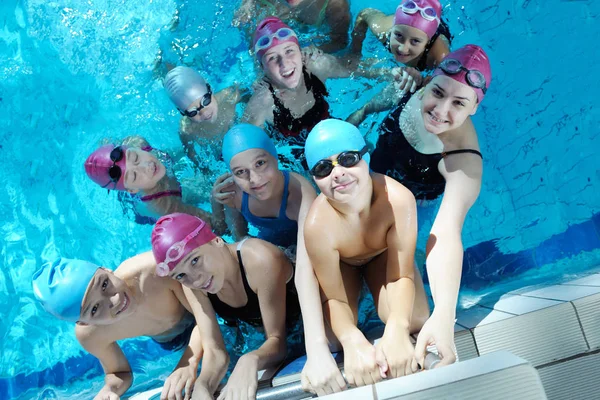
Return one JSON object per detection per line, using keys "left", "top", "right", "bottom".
{"left": 400, "top": 1, "right": 440, "bottom": 22}
{"left": 439, "top": 58, "right": 487, "bottom": 94}
{"left": 155, "top": 219, "right": 207, "bottom": 277}
{"left": 179, "top": 84, "right": 212, "bottom": 118}
{"left": 310, "top": 147, "right": 369, "bottom": 178}
{"left": 254, "top": 27, "right": 297, "bottom": 54}
{"left": 102, "top": 146, "right": 124, "bottom": 188}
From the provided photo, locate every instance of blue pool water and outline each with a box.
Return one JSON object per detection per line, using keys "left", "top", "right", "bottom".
{"left": 1, "top": 0, "right": 599, "bottom": 398}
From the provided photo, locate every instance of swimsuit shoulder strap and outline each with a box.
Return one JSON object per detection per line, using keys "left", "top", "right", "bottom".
{"left": 278, "top": 171, "right": 290, "bottom": 218}
{"left": 140, "top": 190, "right": 182, "bottom": 202}
{"left": 241, "top": 190, "right": 251, "bottom": 214}
{"left": 442, "top": 149, "right": 483, "bottom": 159}
{"left": 235, "top": 239, "right": 255, "bottom": 294}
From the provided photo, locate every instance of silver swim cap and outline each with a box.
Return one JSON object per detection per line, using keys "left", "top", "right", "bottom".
{"left": 164, "top": 66, "right": 209, "bottom": 111}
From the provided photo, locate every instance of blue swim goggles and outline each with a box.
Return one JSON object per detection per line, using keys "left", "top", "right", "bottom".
{"left": 254, "top": 28, "right": 297, "bottom": 53}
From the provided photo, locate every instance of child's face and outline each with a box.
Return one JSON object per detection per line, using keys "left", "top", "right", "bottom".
{"left": 230, "top": 149, "right": 280, "bottom": 201}
{"left": 314, "top": 153, "right": 370, "bottom": 203}
{"left": 262, "top": 42, "right": 303, "bottom": 90}
{"left": 186, "top": 95, "right": 219, "bottom": 124}
{"left": 170, "top": 239, "right": 228, "bottom": 294}
{"left": 79, "top": 269, "right": 135, "bottom": 325}
{"left": 123, "top": 148, "right": 166, "bottom": 192}
{"left": 389, "top": 24, "right": 429, "bottom": 64}
{"left": 421, "top": 75, "right": 478, "bottom": 135}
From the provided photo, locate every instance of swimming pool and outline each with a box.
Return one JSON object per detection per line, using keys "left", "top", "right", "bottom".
{"left": 1, "top": 0, "right": 599, "bottom": 398}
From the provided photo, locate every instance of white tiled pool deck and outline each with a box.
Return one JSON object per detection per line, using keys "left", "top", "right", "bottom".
{"left": 129, "top": 271, "right": 600, "bottom": 400}
{"left": 269, "top": 271, "right": 600, "bottom": 400}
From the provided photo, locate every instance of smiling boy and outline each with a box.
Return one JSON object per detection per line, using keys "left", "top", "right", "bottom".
{"left": 32, "top": 254, "right": 228, "bottom": 400}
{"left": 302, "top": 119, "right": 430, "bottom": 388}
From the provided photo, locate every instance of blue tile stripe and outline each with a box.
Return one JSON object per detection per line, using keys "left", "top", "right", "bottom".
{"left": 423, "top": 212, "right": 600, "bottom": 288}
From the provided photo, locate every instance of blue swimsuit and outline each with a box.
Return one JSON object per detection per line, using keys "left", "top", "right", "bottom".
{"left": 241, "top": 171, "right": 298, "bottom": 248}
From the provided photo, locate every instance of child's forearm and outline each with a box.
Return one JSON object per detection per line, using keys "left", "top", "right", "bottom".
{"left": 325, "top": 298, "right": 364, "bottom": 347}
{"left": 196, "top": 346, "right": 229, "bottom": 394}
{"left": 210, "top": 199, "right": 228, "bottom": 235}
{"left": 244, "top": 335, "right": 287, "bottom": 371}
{"left": 385, "top": 277, "right": 415, "bottom": 329}
{"left": 294, "top": 255, "right": 330, "bottom": 355}
{"left": 102, "top": 371, "right": 133, "bottom": 397}
{"left": 175, "top": 326, "right": 203, "bottom": 370}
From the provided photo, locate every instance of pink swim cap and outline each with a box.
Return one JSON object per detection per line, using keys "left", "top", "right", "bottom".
{"left": 84, "top": 144, "right": 128, "bottom": 191}
{"left": 151, "top": 213, "right": 216, "bottom": 276}
{"left": 393, "top": 0, "right": 442, "bottom": 39}
{"left": 253, "top": 17, "right": 299, "bottom": 62}
{"left": 432, "top": 44, "right": 492, "bottom": 102}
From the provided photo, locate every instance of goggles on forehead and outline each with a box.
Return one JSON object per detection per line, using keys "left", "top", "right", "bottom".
{"left": 155, "top": 220, "right": 207, "bottom": 277}
{"left": 439, "top": 58, "right": 487, "bottom": 94}
{"left": 254, "top": 28, "right": 297, "bottom": 54}
{"left": 400, "top": 1, "right": 440, "bottom": 22}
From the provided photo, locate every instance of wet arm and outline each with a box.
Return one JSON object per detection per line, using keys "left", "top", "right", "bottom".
{"left": 241, "top": 85, "right": 272, "bottom": 127}
{"left": 76, "top": 330, "right": 132, "bottom": 397}
{"left": 383, "top": 183, "right": 418, "bottom": 331}
{"left": 182, "top": 287, "right": 230, "bottom": 394}
{"left": 155, "top": 196, "right": 213, "bottom": 228}
{"left": 293, "top": 179, "right": 330, "bottom": 356}
{"left": 179, "top": 129, "right": 201, "bottom": 170}
{"left": 427, "top": 155, "right": 482, "bottom": 321}
{"left": 350, "top": 8, "right": 392, "bottom": 55}
{"left": 346, "top": 82, "right": 399, "bottom": 126}
{"left": 425, "top": 35, "right": 451, "bottom": 69}
{"left": 305, "top": 225, "right": 361, "bottom": 346}
{"left": 244, "top": 243, "right": 290, "bottom": 369}
{"left": 224, "top": 205, "right": 249, "bottom": 241}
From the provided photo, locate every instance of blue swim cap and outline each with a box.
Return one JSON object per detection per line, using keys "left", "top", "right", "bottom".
{"left": 32, "top": 258, "right": 100, "bottom": 323}
{"left": 305, "top": 119, "right": 370, "bottom": 171}
{"left": 222, "top": 124, "right": 278, "bottom": 168}
{"left": 164, "top": 66, "right": 209, "bottom": 111}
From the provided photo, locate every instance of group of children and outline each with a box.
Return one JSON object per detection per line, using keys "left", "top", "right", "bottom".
{"left": 32, "top": 1, "right": 492, "bottom": 400}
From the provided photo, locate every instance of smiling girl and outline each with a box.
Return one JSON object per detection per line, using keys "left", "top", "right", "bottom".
{"left": 351, "top": 0, "right": 451, "bottom": 71}
{"left": 244, "top": 17, "right": 387, "bottom": 169}
{"left": 84, "top": 136, "right": 214, "bottom": 227}
{"left": 151, "top": 212, "right": 300, "bottom": 400}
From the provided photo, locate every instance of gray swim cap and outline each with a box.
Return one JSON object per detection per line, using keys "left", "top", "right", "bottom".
{"left": 164, "top": 66, "right": 209, "bottom": 111}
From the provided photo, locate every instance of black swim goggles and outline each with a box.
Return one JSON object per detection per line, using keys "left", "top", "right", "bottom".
{"left": 178, "top": 84, "right": 212, "bottom": 118}
{"left": 439, "top": 58, "right": 487, "bottom": 94}
{"left": 310, "top": 146, "right": 369, "bottom": 178}
{"left": 102, "top": 146, "right": 125, "bottom": 188}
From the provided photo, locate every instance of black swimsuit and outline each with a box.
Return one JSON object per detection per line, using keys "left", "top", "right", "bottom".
{"left": 265, "top": 67, "right": 331, "bottom": 169}
{"left": 384, "top": 19, "right": 453, "bottom": 71}
{"left": 370, "top": 93, "right": 483, "bottom": 201}
{"left": 207, "top": 240, "right": 301, "bottom": 328}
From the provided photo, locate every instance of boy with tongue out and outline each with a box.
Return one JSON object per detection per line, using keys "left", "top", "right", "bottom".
{"left": 33, "top": 255, "right": 219, "bottom": 400}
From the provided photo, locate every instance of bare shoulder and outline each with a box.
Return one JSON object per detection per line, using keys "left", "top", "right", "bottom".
{"left": 304, "top": 194, "right": 335, "bottom": 234}
{"left": 374, "top": 172, "right": 415, "bottom": 206}
{"left": 116, "top": 251, "right": 155, "bottom": 273}
{"left": 240, "top": 238, "right": 289, "bottom": 279}
{"left": 75, "top": 323, "right": 112, "bottom": 351}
